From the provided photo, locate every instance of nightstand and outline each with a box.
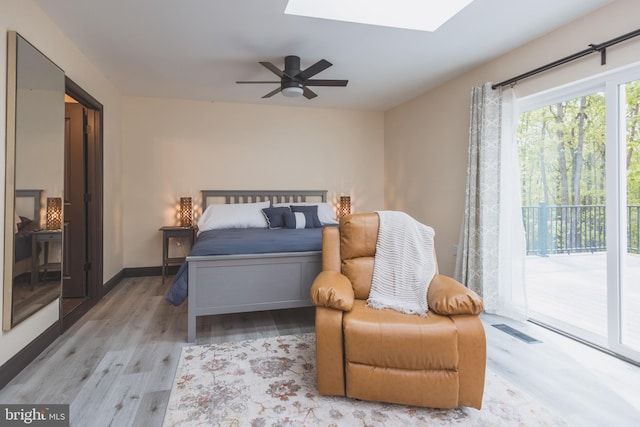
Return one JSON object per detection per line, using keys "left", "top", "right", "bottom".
{"left": 159, "top": 226, "right": 196, "bottom": 280}
{"left": 31, "top": 229, "right": 62, "bottom": 286}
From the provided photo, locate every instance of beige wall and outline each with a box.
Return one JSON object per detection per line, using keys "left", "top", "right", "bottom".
{"left": 0, "top": 0, "right": 124, "bottom": 366}
{"left": 384, "top": 0, "right": 640, "bottom": 276}
{"left": 121, "top": 97, "right": 384, "bottom": 267}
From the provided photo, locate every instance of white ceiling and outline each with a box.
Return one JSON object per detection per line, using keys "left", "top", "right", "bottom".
{"left": 33, "top": 0, "right": 613, "bottom": 111}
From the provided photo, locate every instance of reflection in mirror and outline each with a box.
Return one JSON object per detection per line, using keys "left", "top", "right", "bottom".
{"left": 3, "top": 32, "right": 65, "bottom": 330}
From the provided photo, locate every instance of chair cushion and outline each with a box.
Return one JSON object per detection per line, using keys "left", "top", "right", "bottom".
{"left": 339, "top": 213, "right": 379, "bottom": 260}
{"left": 343, "top": 300, "right": 459, "bottom": 371}
{"left": 341, "top": 257, "right": 374, "bottom": 299}
{"left": 310, "top": 271, "right": 354, "bottom": 311}
{"left": 428, "top": 274, "right": 485, "bottom": 315}
{"left": 339, "top": 213, "right": 379, "bottom": 298}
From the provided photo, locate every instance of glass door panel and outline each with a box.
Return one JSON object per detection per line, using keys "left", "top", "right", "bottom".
{"left": 518, "top": 91, "right": 608, "bottom": 343}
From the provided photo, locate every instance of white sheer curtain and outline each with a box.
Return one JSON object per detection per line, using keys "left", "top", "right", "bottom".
{"left": 454, "top": 82, "right": 527, "bottom": 320}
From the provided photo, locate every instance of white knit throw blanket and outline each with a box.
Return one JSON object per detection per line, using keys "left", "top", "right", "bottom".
{"left": 367, "top": 211, "right": 436, "bottom": 316}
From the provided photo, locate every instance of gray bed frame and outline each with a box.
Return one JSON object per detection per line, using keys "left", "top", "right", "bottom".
{"left": 186, "top": 190, "right": 327, "bottom": 342}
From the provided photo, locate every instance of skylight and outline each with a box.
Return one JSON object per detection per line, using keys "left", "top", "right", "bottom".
{"left": 284, "top": 0, "right": 474, "bottom": 32}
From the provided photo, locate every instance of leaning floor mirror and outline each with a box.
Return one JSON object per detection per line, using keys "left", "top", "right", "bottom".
{"left": 3, "top": 31, "right": 65, "bottom": 330}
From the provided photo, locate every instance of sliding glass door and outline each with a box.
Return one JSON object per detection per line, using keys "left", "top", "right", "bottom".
{"left": 517, "top": 68, "right": 640, "bottom": 362}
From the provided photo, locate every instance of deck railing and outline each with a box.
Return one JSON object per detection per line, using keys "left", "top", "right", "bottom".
{"left": 522, "top": 203, "right": 640, "bottom": 255}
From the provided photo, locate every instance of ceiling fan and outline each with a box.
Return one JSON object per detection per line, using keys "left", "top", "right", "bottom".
{"left": 236, "top": 55, "right": 348, "bottom": 99}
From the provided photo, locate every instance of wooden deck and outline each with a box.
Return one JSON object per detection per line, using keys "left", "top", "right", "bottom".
{"left": 525, "top": 252, "right": 640, "bottom": 352}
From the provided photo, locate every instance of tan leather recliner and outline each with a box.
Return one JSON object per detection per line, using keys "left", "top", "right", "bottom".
{"left": 310, "top": 213, "right": 486, "bottom": 409}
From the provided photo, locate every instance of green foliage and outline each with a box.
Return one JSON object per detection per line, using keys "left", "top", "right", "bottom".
{"left": 627, "top": 80, "right": 640, "bottom": 204}
{"left": 518, "top": 80, "right": 640, "bottom": 206}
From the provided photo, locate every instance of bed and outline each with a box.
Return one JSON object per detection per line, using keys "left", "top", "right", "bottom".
{"left": 166, "top": 190, "right": 332, "bottom": 342}
{"left": 14, "top": 189, "right": 42, "bottom": 281}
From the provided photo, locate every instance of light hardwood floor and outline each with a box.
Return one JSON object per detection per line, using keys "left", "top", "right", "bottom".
{"left": 0, "top": 275, "right": 639, "bottom": 426}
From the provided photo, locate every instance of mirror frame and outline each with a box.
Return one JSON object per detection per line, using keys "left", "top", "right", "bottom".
{"left": 2, "top": 32, "right": 18, "bottom": 330}
{"left": 3, "top": 31, "right": 65, "bottom": 330}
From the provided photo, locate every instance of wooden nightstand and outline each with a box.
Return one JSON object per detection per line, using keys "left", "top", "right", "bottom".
{"left": 159, "top": 226, "right": 196, "bottom": 280}
{"left": 31, "top": 229, "right": 62, "bottom": 286}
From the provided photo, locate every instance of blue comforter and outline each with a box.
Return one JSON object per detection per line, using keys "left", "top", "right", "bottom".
{"left": 165, "top": 227, "right": 325, "bottom": 305}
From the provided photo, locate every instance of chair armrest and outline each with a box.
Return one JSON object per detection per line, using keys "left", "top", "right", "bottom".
{"left": 310, "top": 271, "right": 355, "bottom": 312}
{"left": 427, "top": 274, "right": 484, "bottom": 316}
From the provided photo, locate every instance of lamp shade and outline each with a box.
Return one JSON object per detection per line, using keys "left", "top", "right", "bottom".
{"left": 282, "top": 86, "right": 304, "bottom": 97}
{"left": 339, "top": 196, "right": 351, "bottom": 218}
{"left": 46, "top": 197, "right": 62, "bottom": 230}
{"left": 179, "top": 197, "right": 193, "bottom": 227}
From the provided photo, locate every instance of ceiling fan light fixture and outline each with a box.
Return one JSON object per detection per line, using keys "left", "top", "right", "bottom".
{"left": 237, "top": 55, "right": 346, "bottom": 100}
{"left": 282, "top": 85, "right": 304, "bottom": 97}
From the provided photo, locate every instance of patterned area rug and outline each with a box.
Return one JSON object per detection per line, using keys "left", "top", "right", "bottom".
{"left": 163, "top": 333, "right": 567, "bottom": 426}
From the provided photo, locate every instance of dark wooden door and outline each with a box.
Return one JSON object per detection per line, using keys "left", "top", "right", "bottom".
{"left": 63, "top": 102, "right": 87, "bottom": 298}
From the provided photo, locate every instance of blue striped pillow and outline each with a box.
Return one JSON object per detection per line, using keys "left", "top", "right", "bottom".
{"left": 284, "top": 211, "right": 314, "bottom": 229}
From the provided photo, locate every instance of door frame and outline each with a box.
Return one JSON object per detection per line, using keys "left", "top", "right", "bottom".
{"left": 62, "top": 77, "right": 103, "bottom": 331}
{"left": 605, "top": 66, "right": 640, "bottom": 361}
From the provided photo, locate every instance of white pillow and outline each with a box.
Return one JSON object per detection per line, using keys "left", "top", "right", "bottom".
{"left": 198, "top": 201, "right": 270, "bottom": 231}
{"left": 273, "top": 202, "right": 338, "bottom": 225}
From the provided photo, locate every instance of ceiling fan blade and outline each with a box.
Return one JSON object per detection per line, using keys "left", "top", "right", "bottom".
{"left": 259, "top": 61, "right": 290, "bottom": 79}
{"left": 302, "top": 86, "right": 317, "bottom": 99}
{"left": 296, "top": 59, "right": 332, "bottom": 81}
{"left": 236, "top": 81, "right": 281, "bottom": 84}
{"left": 304, "top": 79, "right": 348, "bottom": 87}
{"left": 262, "top": 87, "right": 282, "bottom": 98}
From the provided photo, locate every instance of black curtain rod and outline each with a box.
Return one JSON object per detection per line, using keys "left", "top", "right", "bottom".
{"left": 492, "top": 28, "right": 640, "bottom": 90}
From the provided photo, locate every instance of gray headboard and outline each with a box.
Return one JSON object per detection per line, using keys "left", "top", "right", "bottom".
{"left": 201, "top": 190, "right": 327, "bottom": 211}
{"left": 15, "top": 189, "right": 43, "bottom": 227}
